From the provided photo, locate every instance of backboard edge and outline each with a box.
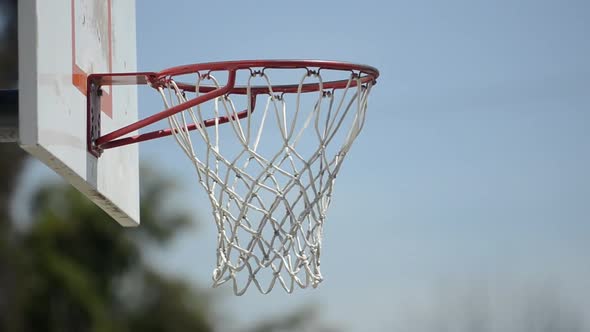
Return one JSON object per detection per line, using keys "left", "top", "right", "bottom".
{"left": 19, "top": 143, "right": 140, "bottom": 227}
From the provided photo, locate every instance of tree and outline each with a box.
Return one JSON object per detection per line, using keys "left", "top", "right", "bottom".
{"left": 0, "top": 149, "right": 329, "bottom": 332}
{"left": 0, "top": 144, "right": 29, "bottom": 330}
{"left": 0, "top": 154, "right": 215, "bottom": 331}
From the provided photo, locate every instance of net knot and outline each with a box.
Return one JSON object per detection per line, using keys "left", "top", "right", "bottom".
{"left": 306, "top": 69, "right": 319, "bottom": 77}
{"left": 250, "top": 69, "right": 264, "bottom": 77}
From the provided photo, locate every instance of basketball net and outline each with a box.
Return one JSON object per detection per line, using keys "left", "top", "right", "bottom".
{"left": 157, "top": 69, "right": 373, "bottom": 295}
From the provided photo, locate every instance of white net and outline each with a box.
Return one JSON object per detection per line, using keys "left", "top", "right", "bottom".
{"left": 157, "top": 68, "right": 373, "bottom": 295}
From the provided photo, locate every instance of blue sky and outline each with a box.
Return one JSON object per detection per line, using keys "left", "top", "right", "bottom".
{"left": 133, "top": 1, "right": 590, "bottom": 330}
{"left": 18, "top": 0, "right": 590, "bottom": 331}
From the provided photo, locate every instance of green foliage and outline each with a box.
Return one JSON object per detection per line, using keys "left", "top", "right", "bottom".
{"left": 0, "top": 158, "right": 215, "bottom": 332}
{"left": 0, "top": 154, "right": 321, "bottom": 332}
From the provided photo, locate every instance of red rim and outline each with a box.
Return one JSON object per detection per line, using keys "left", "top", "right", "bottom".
{"left": 89, "top": 60, "right": 379, "bottom": 155}
{"left": 157, "top": 59, "right": 379, "bottom": 78}
{"left": 153, "top": 59, "right": 379, "bottom": 95}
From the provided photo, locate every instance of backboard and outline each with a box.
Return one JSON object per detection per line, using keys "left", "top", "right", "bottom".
{"left": 18, "top": 0, "right": 139, "bottom": 226}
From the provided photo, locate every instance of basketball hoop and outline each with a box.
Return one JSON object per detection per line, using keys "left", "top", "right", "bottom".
{"left": 87, "top": 60, "right": 379, "bottom": 294}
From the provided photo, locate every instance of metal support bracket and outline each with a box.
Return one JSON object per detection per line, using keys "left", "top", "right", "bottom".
{"left": 87, "top": 81, "right": 103, "bottom": 157}
{"left": 86, "top": 72, "right": 156, "bottom": 157}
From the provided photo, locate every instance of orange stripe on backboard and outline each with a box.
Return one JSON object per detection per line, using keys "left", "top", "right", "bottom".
{"left": 71, "top": 0, "right": 113, "bottom": 118}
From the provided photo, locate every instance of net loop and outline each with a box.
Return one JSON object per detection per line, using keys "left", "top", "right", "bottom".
{"left": 158, "top": 65, "right": 374, "bottom": 295}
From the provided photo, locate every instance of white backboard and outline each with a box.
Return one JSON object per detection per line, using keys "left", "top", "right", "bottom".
{"left": 18, "top": 0, "right": 139, "bottom": 226}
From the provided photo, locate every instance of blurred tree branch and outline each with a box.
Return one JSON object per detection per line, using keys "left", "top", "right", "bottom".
{"left": 0, "top": 167, "right": 216, "bottom": 332}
